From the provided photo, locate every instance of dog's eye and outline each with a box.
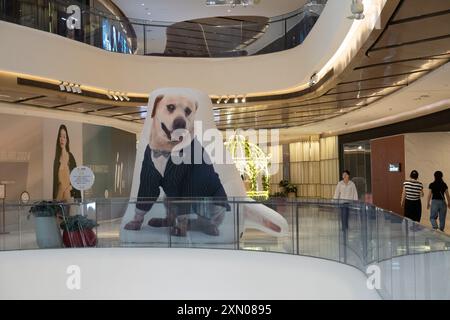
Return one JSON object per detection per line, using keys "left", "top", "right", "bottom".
{"left": 166, "top": 104, "right": 175, "bottom": 112}
{"left": 185, "top": 108, "right": 192, "bottom": 116}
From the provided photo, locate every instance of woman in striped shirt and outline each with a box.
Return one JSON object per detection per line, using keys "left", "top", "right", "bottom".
{"left": 401, "top": 170, "right": 424, "bottom": 222}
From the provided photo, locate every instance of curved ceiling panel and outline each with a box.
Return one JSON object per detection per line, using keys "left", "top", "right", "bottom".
{"left": 111, "top": 0, "right": 308, "bottom": 22}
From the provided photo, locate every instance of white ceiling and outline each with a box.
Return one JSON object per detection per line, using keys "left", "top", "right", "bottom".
{"left": 111, "top": 0, "right": 308, "bottom": 22}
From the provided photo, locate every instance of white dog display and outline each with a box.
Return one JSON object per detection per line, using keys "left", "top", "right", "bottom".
{"left": 120, "top": 88, "right": 289, "bottom": 245}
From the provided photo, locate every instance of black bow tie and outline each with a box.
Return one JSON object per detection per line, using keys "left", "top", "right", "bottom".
{"left": 152, "top": 149, "right": 171, "bottom": 158}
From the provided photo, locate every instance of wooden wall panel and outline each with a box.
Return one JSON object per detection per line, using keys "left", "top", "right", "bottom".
{"left": 371, "top": 135, "right": 405, "bottom": 215}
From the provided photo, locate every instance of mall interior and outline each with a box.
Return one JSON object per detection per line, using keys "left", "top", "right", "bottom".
{"left": 0, "top": 0, "right": 449, "bottom": 300}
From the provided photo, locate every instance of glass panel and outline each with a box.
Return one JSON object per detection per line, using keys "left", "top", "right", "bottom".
{"left": 2, "top": 197, "right": 450, "bottom": 299}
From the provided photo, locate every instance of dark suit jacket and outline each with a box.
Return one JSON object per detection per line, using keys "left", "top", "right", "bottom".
{"left": 136, "top": 139, "right": 230, "bottom": 215}
{"left": 53, "top": 152, "right": 81, "bottom": 200}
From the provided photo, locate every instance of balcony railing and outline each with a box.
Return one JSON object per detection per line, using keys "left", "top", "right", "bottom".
{"left": 1, "top": 197, "right": 449, "bottom": 299}
{"left": 0, "top": 0, "right": 327, "bottom": 57}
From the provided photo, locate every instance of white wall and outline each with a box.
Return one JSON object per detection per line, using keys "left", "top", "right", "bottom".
{"left": 0, "top": 114, "right": 43, "bottom": 200}
{"left": 405, "top": 132, "right": 450, "bottom": 232}
{"left": 0, "top": 0, "right": 375, "bottom": 95}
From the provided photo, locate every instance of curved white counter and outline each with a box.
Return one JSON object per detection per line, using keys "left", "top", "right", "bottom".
{"left": 0, "top": 248, "right": 380, "bottom": 299}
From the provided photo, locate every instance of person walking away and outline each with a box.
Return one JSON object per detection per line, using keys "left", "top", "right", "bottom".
{"left": 401, "top": 170, "right": 424, "bottom": 222}
{"left": 427, "top": 171, "right": 450, "bottom": 232}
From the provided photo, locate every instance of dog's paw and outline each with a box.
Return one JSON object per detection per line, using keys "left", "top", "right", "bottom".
{"left": 124, "top": 220, "right": 143, "bottom": 231}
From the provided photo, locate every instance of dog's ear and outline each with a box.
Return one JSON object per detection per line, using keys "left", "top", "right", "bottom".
{"left": 151, "top": 95, "right": 164, "bottom": 118}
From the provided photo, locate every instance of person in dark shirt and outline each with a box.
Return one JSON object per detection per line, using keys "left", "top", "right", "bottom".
{"left": 427, "top": 171, "right": 450, "bottom": 231}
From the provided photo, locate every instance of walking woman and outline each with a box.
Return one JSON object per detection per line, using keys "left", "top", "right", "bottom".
{"left": 401, "top": 170, "right": 424, "bottom": 222}
{"left": 53, "top": 125, "right": 81, "bottom": 203}
{"left": 427, "top": 171, "right": 450, "bottom": 232}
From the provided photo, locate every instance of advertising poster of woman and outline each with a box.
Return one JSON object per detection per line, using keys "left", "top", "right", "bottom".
{"left": 53, "top": 124, "right": 81, "bottom": 206}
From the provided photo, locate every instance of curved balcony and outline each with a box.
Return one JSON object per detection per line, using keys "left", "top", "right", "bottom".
{"left": 0, "top": 0, "right": 327, "bottom": 57}
{"left": 0, "top": 198, "right": 449, "bottom": 299}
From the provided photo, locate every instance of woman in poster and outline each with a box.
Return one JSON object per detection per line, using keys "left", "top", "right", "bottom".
{"left": 53, "top": 125, "right": 81, "bottom": 204}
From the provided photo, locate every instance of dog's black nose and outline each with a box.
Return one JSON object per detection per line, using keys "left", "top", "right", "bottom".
{"left": 172, "top": 117, "right": 186, "bottom": 130}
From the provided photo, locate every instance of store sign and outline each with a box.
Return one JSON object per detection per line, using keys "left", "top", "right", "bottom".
{"left": 388, "top": 163, "right": 401, "bottom": 172}
{"left": 70, "top": 166, "right": 95, "bottom": 191}
{"left": 66, "top": 5, "right": 81, "bottom": 30}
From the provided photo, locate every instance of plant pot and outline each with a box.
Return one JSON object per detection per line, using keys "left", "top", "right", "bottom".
{"left": 34, "top": 216, "right": 62, "bottom": 249}
{"left": 62, "top": 229, "right": 97, "bottom": 247}
{"left": 288, "top": 192, "right": 296, "bottom": 198}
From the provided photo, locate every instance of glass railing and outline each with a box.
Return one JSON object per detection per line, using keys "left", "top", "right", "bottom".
{"left": 0, "top": 197, "right": 449, "bottom": 299}
{"left": 0, "top": 0, "right": 327, "bottom": 57}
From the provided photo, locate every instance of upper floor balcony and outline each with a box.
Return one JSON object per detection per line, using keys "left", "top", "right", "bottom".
{"left": 0, "top": 0, "right": 327, "bottom": 58}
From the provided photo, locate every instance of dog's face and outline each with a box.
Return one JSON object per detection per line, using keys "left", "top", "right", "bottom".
{"left": 149, "top": 95, "right": 198, "bottom": 150}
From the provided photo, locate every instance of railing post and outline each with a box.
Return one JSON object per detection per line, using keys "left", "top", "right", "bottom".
{"left": 405, "top": 219, "right": 410, "bottom": 255}
{"left": 361, "top": 203, "right": 368, "bottom": 265}
{"left": 143, "top": 24, "right": 146, "bottom": 55}
{"left": 296, "top": 201, "right": 299, "bottom": 255}
{"left": 284, "top": 19, "right": 287, "bottom": 50}
{"left": 236, "top": 198, "right": 240, "bottom": 250}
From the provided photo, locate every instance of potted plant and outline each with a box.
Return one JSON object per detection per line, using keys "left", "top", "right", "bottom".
{"left": 60, "top": 215, "right": 98, "bottom": 248}
{"left": 28, "top": 201, "right": 63, "bottom": 249}
{"left": 279, "top": 180, "right": 297, "bottom": 198}
{"left": 285, "top": 183, "right": 298, "bottom": 198}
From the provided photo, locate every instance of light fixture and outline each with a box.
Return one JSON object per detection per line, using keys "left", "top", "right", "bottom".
{"left": 124, "top": 94, "right": 130, "bottom": 102}
{"left": 224, "top": 96, "right": 230, "bottom": 104}
{"left": 59, "top": 81, "right": 83, "bottom": 94}
{"left": 242, "top": 95, "right": 246, "bottom": 103}
{"left": 309, "top": 72, "right": 319, "bottom": 87}
{"left": 234, "top": 96, "right": 238, "bottom": 104}
{"left": 216, "top": 97, "right": 222, "bottom": 104}
{"left": 206, "top": 0, "right": 256, "bottom": 7}
{"left": 347, "top": 0, "right": 365, "bottom": 20}
{"left": 106, "top": 92, "right": 113, "bottom": 99}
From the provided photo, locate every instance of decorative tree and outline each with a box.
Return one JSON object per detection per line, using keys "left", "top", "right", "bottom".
{"left": 225, "top": 133, "right": 271, "bottom": 199}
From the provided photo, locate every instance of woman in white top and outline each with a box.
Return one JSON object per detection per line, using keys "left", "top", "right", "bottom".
{"left": 333, "top": 170, "right": 359, "bottom": 201}
{"left": 333, "top": 170, "right": 358, "bottom": 231}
